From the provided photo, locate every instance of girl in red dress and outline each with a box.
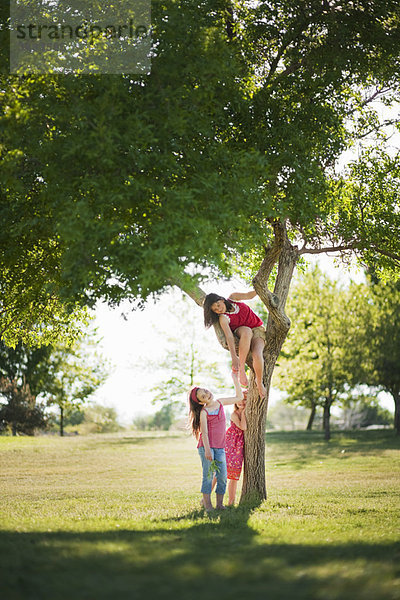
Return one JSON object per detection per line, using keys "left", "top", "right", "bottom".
{"left": 203, "top": 290, "right": 266, "bottom": 397}
{"left": 225, "top": 396, "right": 247, "bottom": 505}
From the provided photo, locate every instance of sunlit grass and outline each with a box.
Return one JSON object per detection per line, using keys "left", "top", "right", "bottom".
{"left": 0, "top": 430, "right": 399, "bottom": 600}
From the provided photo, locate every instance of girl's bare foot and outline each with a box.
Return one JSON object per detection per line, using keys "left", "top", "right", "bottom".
{"left": 239, "top": 369, "right": 248, "bottom": 388}
{"left": 201, "top": 494, "right": 214, "bottom": 512}
{"left": 257, "top": 379, "right": 266, "bottom": 398}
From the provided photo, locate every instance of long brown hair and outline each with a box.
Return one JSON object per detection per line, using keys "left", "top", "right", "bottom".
{"left": 203, "top": 293, "right": 234, "bottom": 328}
{"left": 188, "top": 389, "right": 203, "bottom": 440}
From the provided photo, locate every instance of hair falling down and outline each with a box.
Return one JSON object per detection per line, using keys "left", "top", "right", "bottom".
{"left": 188, "top": 389, "right": 203, "bottom": 439}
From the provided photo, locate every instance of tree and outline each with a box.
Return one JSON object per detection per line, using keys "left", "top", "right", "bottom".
{"left": 43, "top": 336, "right": 110, "bottom": 436}
{"left": 346, "top": 279, "right": 400, "bottom": 434}
{"left": 367, "top": 281, "right": 400, "bottom": 434}
{"left": 339, "top": 393, "right": 393, "bottom": 430}
{"left": 0, "top": 333, "right": 109, "bottom": 436}
{"left": 0, "top": 341, "right": 53, "bottom": 435}
{"left": 0, "top": 377, "right": 46, "bottom": 435}
{"left": 272, "top": 266, "right": 351, "bottom": 439}
{"left": 1, "top": 1, "right": 400, "bottom": 499}
{"left": 82, "top": 404, "right": 121, "bottom": 434}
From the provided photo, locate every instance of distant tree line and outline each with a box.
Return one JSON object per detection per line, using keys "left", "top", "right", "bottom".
{"left": 0, "top": 331, "right": 109, "bottom": 436}
{"left": 272, "top": 268, "right": 399, "bottom": 438}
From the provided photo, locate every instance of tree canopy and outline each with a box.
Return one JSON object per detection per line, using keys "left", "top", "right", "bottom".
{"left": 1, "top": 1, "right": 399, "bottom": 347}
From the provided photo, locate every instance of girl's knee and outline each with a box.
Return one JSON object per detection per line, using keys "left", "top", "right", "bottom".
{"left": 237, "top": 326, "right": 252, "bottom": 339}
{"left": 251, "top": 337, "right": 265, "bottom": 354}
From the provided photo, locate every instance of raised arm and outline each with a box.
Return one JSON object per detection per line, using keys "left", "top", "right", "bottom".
{"left": 229, "top": 290, "right": 257, "bottom": 301}
{"left": 219, "top": 371, "right": 244, "bottom": 406}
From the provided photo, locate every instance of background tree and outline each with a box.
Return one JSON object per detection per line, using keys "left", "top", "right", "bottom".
{"left": 367, "top": 280, "right": 400, "bottom": 434}
{"left": 0, "top": 377, "right": 46, "bottom": 435}
{"left": 1, "top": 1, "right": 400, "bottom": 499}
{"left": 44, "top": 336, "right": 110, "bottom": 436}
{"left": 345, "top": 278, "right": 400, "bottom": 434}
{"left": 0, "top": 341, "right": 52, "bottom": 435}
{"left": 0, "top": 333, "right": 109, "bottom": 436}
{"left": 267, "top": 399, "right": 310, "bottom": 431}
{"left": 339, "top": 393, "right": 393, "bottom": 430}
{"left": 81, "top": 404, "right": 121, "bottom": 434}
{"left": 273, "top": 266, "right": 351, "bottom": 440}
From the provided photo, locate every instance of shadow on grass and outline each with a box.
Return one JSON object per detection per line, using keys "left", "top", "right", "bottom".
{"left": 1, "top": 504, "right": 399, "bottom": 600}
{"left": 266, "top": 430, "right": 400, "bottom": 469}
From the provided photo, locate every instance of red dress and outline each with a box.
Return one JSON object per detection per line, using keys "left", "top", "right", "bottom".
{"left": 223, "top": 301, "right": 263, "bottom": 332}
{"left": 225, "top": 420, "right": 244, "bottom": 480}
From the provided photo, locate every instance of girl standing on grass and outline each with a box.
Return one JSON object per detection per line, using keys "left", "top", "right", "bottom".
{"left": 203, "top": 290, "right": 266, "bottom": 398}
{"left": 189, "top": 371, "right": 244, "bottom": 512}
{"left": 212, "top": 393, "right": 247, "bottom": 505}
{"left": 225, "top": 395, "right": 247, "bottom": 505}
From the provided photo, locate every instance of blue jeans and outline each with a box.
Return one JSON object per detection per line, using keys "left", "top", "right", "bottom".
{"left": 198, "top": 446, "right": 227, "bottom": 495}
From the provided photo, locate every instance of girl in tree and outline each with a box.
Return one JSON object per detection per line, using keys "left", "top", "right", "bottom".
{"left": 203, "top": 290, "right": 266, "bottom": 397}
{"left": 188, "top": 371, "right": 243, "bottom": 512}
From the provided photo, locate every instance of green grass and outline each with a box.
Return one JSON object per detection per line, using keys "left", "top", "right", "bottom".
{"left": 0, "top": 430, "right": 399, "bottom": 600}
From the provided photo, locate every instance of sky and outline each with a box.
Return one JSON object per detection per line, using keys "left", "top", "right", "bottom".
{"left": 88, "top": 254, "right": 394, "bottom": 425}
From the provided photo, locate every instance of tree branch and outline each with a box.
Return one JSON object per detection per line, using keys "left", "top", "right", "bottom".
{"left": 298, "top": 244, "right": 357, "bottom": 255}
{"left": 368, "top": 246, "right": 400, "bottom": 264}
{"left": 253, "top": 220, "right": 294, "bottom": 331}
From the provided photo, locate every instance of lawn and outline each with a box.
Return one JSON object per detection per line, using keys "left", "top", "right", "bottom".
{"left": 0, "top": 429, "right": 399, "bottom": 600}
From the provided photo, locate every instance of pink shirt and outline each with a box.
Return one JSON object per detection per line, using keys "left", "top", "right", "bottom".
{"left": 197, "top": 402, "right": 226, "bottom": 449}
{"left": 223, "top": 301, "right": 263, "bottom": 332}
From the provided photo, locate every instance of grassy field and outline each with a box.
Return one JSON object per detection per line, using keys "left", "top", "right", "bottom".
{"left": 0, "top": 429, "right": 399, "bottom": 600}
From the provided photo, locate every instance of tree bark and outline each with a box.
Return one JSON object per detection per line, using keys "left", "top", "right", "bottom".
{"left": 393, "top": 390, "right": 400, "bottom": 436}
{"left": 306, "top": 402, "right": 316, "bottom": 430}
{"left": 322, "top": 399, "right": 331, "bottom": 441}
{"left": 60, "top": 405, "right": 64, "bottom": 437}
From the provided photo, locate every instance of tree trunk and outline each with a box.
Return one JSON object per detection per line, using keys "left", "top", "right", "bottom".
{"left": 242, "top": 221, "right": 298, "bottom": 503}
{"left": 240, "top": 375, "right": 268, "bottom": 501}
{"left": 393, "top": 391, "right": 400, "bottom": 436}
{"left": 12, "top": 423, "right": 17, "bottom": 436}
{"left": 60, "top": 405, "right": 64, "bottom": 437}
{"left": 306, "top": 402, "right": 316, "bottom": 430}
{"left": 323, "top": 400, "right": 331, "bottom": 441}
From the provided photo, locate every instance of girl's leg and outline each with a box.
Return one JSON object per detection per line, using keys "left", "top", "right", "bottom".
{"left": 228, "top": 479, "right": 238, "bottom": 505}
{"left": 216, "top": 494, "right": 225, "bottom": 509}
{"left": 251, "top": 336, "right": 266, "bottom": 397}
{"left": 235, "top": 326, "right": 253, "bottom": 387}
{"left": 202, "top": 493, "right": 213, "bottom": 511}
{"left": 214, "top": 448, "right": 228, "bottom": 509}
{"left": 198, "top": 447, "right": 214, "bottom": 511}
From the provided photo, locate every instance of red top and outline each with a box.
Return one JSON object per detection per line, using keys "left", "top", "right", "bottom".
{"left": 223, "top": 301, "right": 263, "bottom": 332}
{"left": 197, "top": 402, "right": 226, "bottom": 449}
